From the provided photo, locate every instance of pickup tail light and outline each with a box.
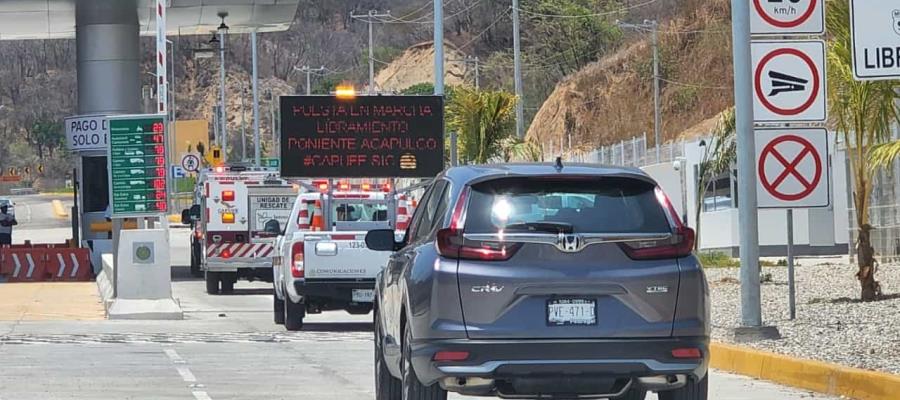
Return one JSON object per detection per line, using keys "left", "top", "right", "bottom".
{"left": 435, "top": 187, "right": 521, "bottom": 262}
{"left": 291, "top": 242, "right": 304, "bottom": 278}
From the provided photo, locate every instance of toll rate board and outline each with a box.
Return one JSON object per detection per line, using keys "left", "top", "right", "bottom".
{"left": 107, "top": 114, "right": 169, "bottom": 218}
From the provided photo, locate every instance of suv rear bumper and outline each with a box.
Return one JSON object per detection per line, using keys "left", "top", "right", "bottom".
{"left": 410, "top": 337, "right": 709, "bottom": 390}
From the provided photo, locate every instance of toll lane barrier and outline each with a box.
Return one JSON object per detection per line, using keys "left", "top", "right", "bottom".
{"left": 0, "top": 248, "right": 93, "bottom": 282}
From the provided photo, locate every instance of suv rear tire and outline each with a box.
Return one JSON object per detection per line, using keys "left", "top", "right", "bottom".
{"left": 375, "top": 309, "right": 401, "bottom": 400}
{"left": 273, "top": 293, "right": 285, "bottom": 325}
{"left": 285, "top": 297, "right": 305, "bottom": 331}
{"left": 401, "top": 324, "right": 447, "bottom": 400}
{"left": 659, "top": 375, "right": 708, "bottom": 400}
{"left": 205, "top": 271, "right": 219, "bottom": 295}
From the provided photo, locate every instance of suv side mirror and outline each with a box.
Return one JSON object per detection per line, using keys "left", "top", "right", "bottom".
{"left": 264, "top": 219, "right": 281, "bottom": 235}
{"left": 366, "top": 229, "right": 398, "bottom": 252}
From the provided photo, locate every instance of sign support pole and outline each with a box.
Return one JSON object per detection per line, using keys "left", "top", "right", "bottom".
{"left": 731, "top": 0, "right": 763, "bottom": 328}
{"left": 787, "top": 208, "right": 796, "bottom": 320}
{"left": 112, "top": 218, "right": 121, "bottom": 298}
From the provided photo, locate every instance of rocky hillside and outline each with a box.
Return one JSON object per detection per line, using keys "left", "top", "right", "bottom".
{"left": 526, "top": 0, "right": 733, "bottom": 151}
{"left": 375, "top": 41, "right": 468, "bottom": 92}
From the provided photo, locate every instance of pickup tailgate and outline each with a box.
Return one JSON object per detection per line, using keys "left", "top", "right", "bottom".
{"left": 303, "top": 232, "right": 389, "bottom": 279}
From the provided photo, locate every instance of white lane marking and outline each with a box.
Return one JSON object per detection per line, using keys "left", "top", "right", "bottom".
{"left": 164, "top": 348, "right": 184, "bottom": 363}
{"left": 176, "top": 366, "right": 197, "bottom": 382}
{"left": 192, "top": 391, "right": 212, "bottom": 400}
{"left": 162, "top": 348, "right": 210, "bottom": 398}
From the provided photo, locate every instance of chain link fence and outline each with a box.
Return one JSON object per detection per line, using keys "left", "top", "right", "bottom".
{"left": 561, "top": 134, "right": 686, "bottom": 167}
{"left": 847, "top": 152, "right": 900, "bottom": 263}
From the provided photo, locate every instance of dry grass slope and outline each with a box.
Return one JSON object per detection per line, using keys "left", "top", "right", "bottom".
{"left": 526, "top": 0, "right": 734, "bottom": 153}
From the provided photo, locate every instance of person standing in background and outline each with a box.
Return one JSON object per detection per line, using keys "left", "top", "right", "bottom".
{"left": 0, "top": 204, "right": 18, "bottom": 245}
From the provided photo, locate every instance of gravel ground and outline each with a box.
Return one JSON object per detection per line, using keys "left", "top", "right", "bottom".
{"left": 707, "top": 258, "right": 900, "bottom": 374}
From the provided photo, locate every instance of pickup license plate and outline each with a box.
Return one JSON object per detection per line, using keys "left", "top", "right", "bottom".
{"left": 547, "top": 298, "right": 596, "bottom": 326}
{"left": 352, "top": 289, "right": 375, "bottom": 303}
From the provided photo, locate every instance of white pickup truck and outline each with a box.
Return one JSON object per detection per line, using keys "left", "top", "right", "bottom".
{"left": 272, "top": 188, "right": 397, "bottom": 330}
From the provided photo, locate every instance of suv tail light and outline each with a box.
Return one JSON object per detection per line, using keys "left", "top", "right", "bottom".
{"left": 619, "top": 226, "right": 694, "bottom": 260}
{"left": 291, "top": 242, "right": 304, "bottom": 278}
{"left": 436, "top": 187, "right": 520, "bottom": 261}
{"left": 619, "top": 187, "right": 694, "bottom": 260}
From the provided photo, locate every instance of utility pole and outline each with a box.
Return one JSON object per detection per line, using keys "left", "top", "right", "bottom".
{"left": 650, "top": 20, "right": 661, "bottom": 163}
{"left": 434, "top": 0, "right": 444, "bottom": 96}
{"left": 296, "top": 65, "right": 326, "bottom": 95}
{"left": 473, "top": 56, "right": 480, "bottom": 90}
{"left": 352, "top": 10, "right": 392, "bottom": 94}
{"left": 240, "top": 80, "right": 246, "bottom": 161}
{"left": 617, "top": 19, "right": 660, "bottom": 162}
{"left": 218, "top": 28, "right": 228, "bottom": 162}
{"left": 512, "top": 0, "right": 524, "bottom": 138}
{"left": 251, "top": 29, "right": 261, "bottom": 167}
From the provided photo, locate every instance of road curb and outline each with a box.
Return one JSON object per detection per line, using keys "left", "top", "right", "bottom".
{"left": 711, "top": 342, "right": 900, "bottom": 400}
{"left": 51, "top": 200, "right": 69, "bottom": 218}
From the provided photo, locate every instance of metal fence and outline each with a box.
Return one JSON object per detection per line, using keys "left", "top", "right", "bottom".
{"left": 847, "top": 151, "right": 900, "bottom": 262}
{"left": 562, "top": 134, "right": 686, "bottom": 167}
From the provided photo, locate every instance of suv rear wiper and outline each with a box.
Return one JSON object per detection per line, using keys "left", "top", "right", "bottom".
{"left": 503, "top": 221, "right": 574, "bottom": 234}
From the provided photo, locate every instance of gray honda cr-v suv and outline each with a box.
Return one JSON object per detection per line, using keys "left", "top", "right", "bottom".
{"left": 366, "top": 163, "right": 709, "bottom": 400}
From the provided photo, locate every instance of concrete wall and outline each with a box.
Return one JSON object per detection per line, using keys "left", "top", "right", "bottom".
{"left": 643, "top": 135, "right": 849, "bottom": 257}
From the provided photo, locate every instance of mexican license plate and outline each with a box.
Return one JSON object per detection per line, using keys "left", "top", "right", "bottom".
{"left": 547, "top": 298, "right": 596, "bottom": 326}
{"left": 352, "top": 289, "right": 375, "bottom": 303}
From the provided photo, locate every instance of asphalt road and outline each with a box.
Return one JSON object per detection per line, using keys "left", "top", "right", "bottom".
{"left": 0, "top": 227, "right": 838, "bottom": 400}
{"left": 3, "top": 193, "right": 73, "bottom": 243}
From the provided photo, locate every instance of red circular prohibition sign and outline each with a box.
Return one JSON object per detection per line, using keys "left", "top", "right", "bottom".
{"left": 753, "top": 0, "right": 818, "bottom": 28}
{"left": 758, "top": 134, "right": 822, "bottom": 201}
{"left": 754, "top": 48, "right": 820, "bottom": 116}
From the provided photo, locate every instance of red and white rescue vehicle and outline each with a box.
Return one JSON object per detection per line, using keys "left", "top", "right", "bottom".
{"left": 189, "top": 165, "right": 294, "bottom": 294}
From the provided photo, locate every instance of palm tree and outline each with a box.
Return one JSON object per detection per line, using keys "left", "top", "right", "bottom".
{"left": 827, "top": 0, "right": 899, "bottom": 301}
{"left": 694, "top": 107, "right": 737, "bottom": 250}
{"left": 502, "top": 137, "right": 544, "bottom": 162}
{"left": 446, "top": 86, "right": 517, "bottom": 164}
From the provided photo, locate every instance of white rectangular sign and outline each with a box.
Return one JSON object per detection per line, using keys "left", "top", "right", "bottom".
{"left": 752, "top": 41, "right": 827, "bottom": 123}
{"left": 755, "top": 128, "right": 830, "bottom": 208}
{"left": 850, "top": 0, "right": 900, "bottom": 81}
{"left": 65, "top": 115, "right": 108, "bottom": 151}
{"left": 750, "top": 0, "right": 825, "bottom": 35}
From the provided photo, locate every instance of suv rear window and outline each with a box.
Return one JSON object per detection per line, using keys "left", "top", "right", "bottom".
{"left": 464, "top": 177, "right": 671, "bottom": 234}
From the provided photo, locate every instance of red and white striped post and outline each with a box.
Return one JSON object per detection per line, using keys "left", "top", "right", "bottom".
{"left": 155, "top": 0, "right": 167, "bottom": 115}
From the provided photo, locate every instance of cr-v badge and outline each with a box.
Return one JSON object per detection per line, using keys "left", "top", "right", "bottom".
{"left": 471, "top": 284, "right": 504, "bottom": 293}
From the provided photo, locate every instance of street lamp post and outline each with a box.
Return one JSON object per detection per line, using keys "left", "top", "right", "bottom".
{"left": 216, "top": 12, "right": 229, "bottom": 162}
